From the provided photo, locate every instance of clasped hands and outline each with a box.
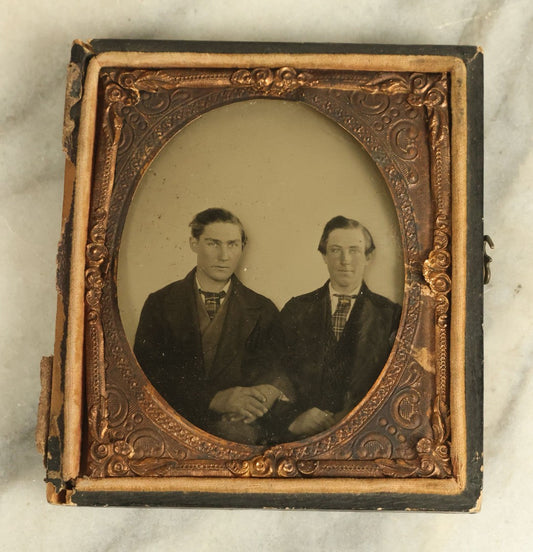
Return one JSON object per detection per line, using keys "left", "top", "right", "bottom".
{"left": 209, "top": 384, "right": 283, "bottom": 424}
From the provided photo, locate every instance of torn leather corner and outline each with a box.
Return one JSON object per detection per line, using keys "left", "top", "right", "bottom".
{"left": 36, "top": 356, "right": 53, "bottom": 461}
{"left": 62, "top": 40, "right": 95, "bottom": 162}
{"left": 72, "top": 39, "right": 94, "bottom": 53}
{"left": 46, "top": 482, "right": 71, "bottom": 506}
{"left": 62, "top": 62, "right": 83, "bottom": 162}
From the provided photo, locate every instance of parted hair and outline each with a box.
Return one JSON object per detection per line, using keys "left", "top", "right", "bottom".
{"left": 318, "top": 216, "right": 375, "bottom": 256}
{"left": 189, "top": 208, "right": 247, "bottom": 245}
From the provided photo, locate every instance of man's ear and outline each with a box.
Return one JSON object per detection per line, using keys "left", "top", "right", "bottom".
{"left": 189, "top": 236, "right": 198, "bottom": 253}
{"left": 321, "top": 253, "right": 327, "bottom": 264}
{"left": 365, "top": 250, "right": 376, "bottom": 263}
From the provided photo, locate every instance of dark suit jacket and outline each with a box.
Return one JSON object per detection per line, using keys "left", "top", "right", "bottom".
{"left": 133, "top": 269, "right": 292, "bottom": 434}
{"left": 280, "top": 281, "right": 401, "bottom": 417}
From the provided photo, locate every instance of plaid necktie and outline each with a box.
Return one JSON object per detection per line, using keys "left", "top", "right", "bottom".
{"left": 199, "top": 289, "right": 226, "bottom": 320}
{"left": 332, "top": 294, "right": 354, "bottom": 340}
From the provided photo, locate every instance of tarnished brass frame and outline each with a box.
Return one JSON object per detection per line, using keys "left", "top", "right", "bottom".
{"left": 43, "top": 42, "right": 482, "bottom": 510}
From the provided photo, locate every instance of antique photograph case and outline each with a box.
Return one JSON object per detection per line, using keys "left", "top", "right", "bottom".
{"left": 38, "top": 40, "right": 483, "bottom": 510}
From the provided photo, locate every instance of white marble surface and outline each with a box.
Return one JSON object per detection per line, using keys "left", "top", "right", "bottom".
{"left": 1, "top": 0, "right": 531, "bottom": 550}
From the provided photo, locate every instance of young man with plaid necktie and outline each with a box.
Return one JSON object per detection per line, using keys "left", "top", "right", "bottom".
{"left": 280, "top": 216, "right": 401, "bottom": 439}
{"left": 134, "top": 208, "right": 293, "bottom": 444}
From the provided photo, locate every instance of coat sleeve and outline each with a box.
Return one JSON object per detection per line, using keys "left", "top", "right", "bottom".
{"left": 133, "top": 292, "right": 166, "bottom": 388}
{"left": 389, "top": 302, "right": 402, "bottom": 348}
{"left": 133, "top": 293, "right": 216, "bottom": 427}
{"left": 243, "top": 300, "right": 296, "bottom": 402}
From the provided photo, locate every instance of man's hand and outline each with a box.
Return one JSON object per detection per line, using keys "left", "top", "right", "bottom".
{"left": 209, "top": 386, "right": 270, "bottom": 423}
{"left": 252, "top": 384, "right": 287, "bottom": 410}
{"left": 288, "top": 407, "right": 336, "bottom": 437}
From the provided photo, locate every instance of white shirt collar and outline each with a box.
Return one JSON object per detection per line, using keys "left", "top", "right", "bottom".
{"left": 196, "top": 276, "right": 231, "bottom": 304}
{"left": 328, "top": 282, "right": 361, "bottom": 315}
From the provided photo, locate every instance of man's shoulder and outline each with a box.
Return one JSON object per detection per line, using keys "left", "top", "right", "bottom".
{"left": 281, "top": 285, "right": 327, "bottom": 316}
{"left": 145, "top": 273, "right": 194, "bottom": 303}
{"left": 232, "top": 277, "right": 278, "bottom": 312}
{"left": 362, "top": 285, "right": 401, "bottom": 314}
{"left": 359, "top": 286, "right": 402, "bottom": 331}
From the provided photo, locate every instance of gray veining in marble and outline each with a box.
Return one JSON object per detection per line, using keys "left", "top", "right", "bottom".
{"left": 1, "top": 1, "right": 532, "bottom": 550}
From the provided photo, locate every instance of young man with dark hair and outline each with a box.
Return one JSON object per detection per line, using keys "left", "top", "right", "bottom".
{"left": 281, "top": 216, "right": 401, "bottom": 439}
{"left": 134, "top": 208, "right": 292, "bottom": 444}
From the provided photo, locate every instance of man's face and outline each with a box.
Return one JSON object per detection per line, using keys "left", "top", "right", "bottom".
{"left": 322, "top": 227, "right": 371, "bottom": 293}
{"left": 190, "top": 222, "right": 244, "bottom": 287}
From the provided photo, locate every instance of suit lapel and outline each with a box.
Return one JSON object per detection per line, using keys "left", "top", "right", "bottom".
{"left": 209, "top": 277, "right": 259, "bottom": 380}
{"left": 300, "top": 283, "right": 331, "bottom": 363}
{"left": 342, "top": 283, "right": 385, "bottom": 393}
{"left": 165, "top": 269, "right": 204, "bottom": 370}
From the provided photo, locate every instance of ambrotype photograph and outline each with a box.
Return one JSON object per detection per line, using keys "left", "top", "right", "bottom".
{"left": 118, "top": 99, "right": 403, "bottom": 446}
{"left": 40, "top": 41, "right": 483, "bottom": 510}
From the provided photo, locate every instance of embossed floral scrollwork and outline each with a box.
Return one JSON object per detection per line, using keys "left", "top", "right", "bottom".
{"left": 85, "top": 208, "right": 109, "bottom": 318}
{"left": 422, "top": 209, "right": 452, "bottom": 454}
{"left": 277, "top": 457, "right": 298, "bottom": 478}
{"left": 391, "top": 390, "right": 422, "bottom": 430}
{"left": 399, "top": 360, "right": 423, "bottom": 388}
{"left": 127, "top": 428, "right": 166, "bottom": 459}
{"left": 415, "top": 438, "right": 451, "bottom": 477}
{"left": 354, "top": 433, "right": 394, "bottom": 460}
{"left": 105, "top": 83, "right": 134, "bottom": 106}
{"left": 249, "top": 454, "right": 275, "bottom": 477}
{"left": 87, "top": 401, "right": 189, "bottom": 477}
{"left": 350, "top": 73, "right": 411, "bottom": 95}
{"left": 351, "top": 92, "right": 390, "bottom": 115}
{"left": 425, "top": 87, "right": 447, "bottom": 108}
{"left": 226, "top": 453, "right": 320, "bottom": 478}
{"left": 119, "top": 70, "right": 183, "bottom": 95}
{"left": 424, "top": 259, "right": 451, "bottom": 296}
{"left": 106, "top": 385, "right": 129, "bottom": 428}
{"left": 406, "top": 73, "right": 448, "bottom": 146}
{"left": 117, "top": 123, "right": 134, "bottom": 153}
{"left": 406, "top": 73, "right": 445, "bottom": 108}
{"left": 117, "top": 72, "right": 137, "bottom": 90}
{"left": 226, "top": 459, "right": 250, "bottom": 477}
{"left": 235, "top": 67, "right": 273, "bottom": 90}
{"left": 123, "top": 108, "right": 149, "bottom": 131}
{"left": 88, "top": 207, "right": 107, "bottom": 245}
{"left": 296, "top": 460, "right": 319, "bottom": 476}
{"left": 88, "top": 395, "right": 109, "bottom": 441}
{"left": 423, "top": 216, "right": 451, "bottom": 297}
{"left": 429, "top": 217, "right": 452, "bottom": 329}
{"left": 434, "top": 294, "right": 450, "bottom": 329}
{"left": 413, "top": 396, "right": 451, "bottom": 477}
{"left": 226, "top": 455, "right": 275, "bottom": 477}
{"left": 374, "top": 434, "right": 451, "bottom": 478}
{"left": 136, "top": 90, "right": 172, "bottom": 115}
{"left": 86, "top": 243, "right": 108, "bottom": 264}
{"left": 113, "top": 439, "right": 134, "bottom": 457}
{"left": 90, "top": 441, "right": 110, "bottom": 462}
{"left": 409, "top": 73, "right": 429, "bottom": 93}
{"left": 390, "top": 120, "right": 419, "bottom": 161}
{"left": 107, "top": 457, "right": 130, "bottom": 476}
{"left": 230, "top": 67, "right": 316, "bottom": 95}
{"left": 389, "top": 362, "right": 424, "bottom": 434}
{"left": 428, "top": 245, "right": 450, "bottom": 272}
{"left": 128, "top": 457, "right": 185, "bottom": 477}
{"left": 85, "top": 268, "right": 104, "bottom": 308}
